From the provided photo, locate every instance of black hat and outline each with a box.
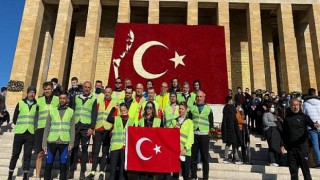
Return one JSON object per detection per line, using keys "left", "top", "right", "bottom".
{"left": 27, "top": 86, "right": 37, "bottom": 94}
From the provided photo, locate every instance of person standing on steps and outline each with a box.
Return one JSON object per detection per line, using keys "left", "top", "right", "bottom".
{"left": 34, "top": 81, "right": 59, "bottom": 179}
{"left": 8, "top": 86, "right": 37, "bottom": 180}
{"left": 68, "top": 81, "right": 97, "bottom": 180}
{"left": 282, "top": 98, "right": 320, "bottom": 180}
{"left": 42, "top": 91, "right": 75, "bottom": 180}
{"left": 222, "top": 96, "right": 243, "bottom": 165}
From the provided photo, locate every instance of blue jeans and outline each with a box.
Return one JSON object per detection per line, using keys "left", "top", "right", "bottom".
{"left": 309, "top": 129, "right": 320, "bottom": 165}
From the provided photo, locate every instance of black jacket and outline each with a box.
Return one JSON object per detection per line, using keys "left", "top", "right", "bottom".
{"left": 221, "top": 104, "right": 242, "bottom": 146}
{"left": 283, "top": 108, "right": 316, "bottom": 149}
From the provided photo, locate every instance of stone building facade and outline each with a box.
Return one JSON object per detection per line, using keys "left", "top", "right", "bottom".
{"left": 7, "top": 0, "right": 320, "bottom": 106}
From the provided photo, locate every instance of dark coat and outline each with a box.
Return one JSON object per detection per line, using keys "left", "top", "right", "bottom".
{"left": 265, "top": 121, "right": 283, "bottom": 153}
{"left": 222, "top": 104, "right": 242, "bottom": 146}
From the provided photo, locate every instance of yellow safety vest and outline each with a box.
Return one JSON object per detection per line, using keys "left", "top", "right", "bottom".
{"left": 138, "top": 117, "right": 161, "bottom": 127}
{"left": 75, "top": 95, "right": 96, "bottom": 124}
{"left": 37, "top": 96, "right": 59, "bottom": 129}
{"left": 163, "top": 105, "right": 179, "bottom": 128}
{"left": 96, "top": 98, "right": 116, "bottom": 130}
{"left": 110, "top": 117, "right": 135, "bottom": 151}
{"left": 190, "top": 105, "right": 211, "bottom": 133}
{"left": 173, "top": 118, "right": 194, "bottom": 156}
{"left": 14, "top": 100, "right": 37, "bottom": 134}
{"left": 47, "top": 107, "right": 74, "bottom": 142}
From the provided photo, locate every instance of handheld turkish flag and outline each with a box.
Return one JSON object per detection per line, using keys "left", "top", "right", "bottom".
{"left": 125, "top": 126, "right": 180, "bottom": 173}
{"left": 108, "top": 23, "right": 228, "bottom": 104}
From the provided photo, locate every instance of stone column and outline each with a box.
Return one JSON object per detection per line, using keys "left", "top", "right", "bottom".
{"left": 187, "top": 0, "right": 198, "bottom": 25}
{"left": 35, "top": 12, "right": 55, "bottom": 96}
{"left": 47, "top": 0, "right": 73, "bottom": 85}
{"left": 80, "top": 0, "right": 102, "bottom": 83}
{"left": 308, "top": 4, "right": 320, "bottom": 91}
{"left": 7, "top": 0, "right": 44, "bottom": 106}
{"left": 148, "top": 0, "right": 159, "bottom": 24}
{"left": 277, "top": 3, "right": 301, "bottom": 92}
{"left": 118, "top": 0, "right": 130, "bottom": 23}
{"left": 247, "top": 3, "right": 266, "bottom": 90}
{"left": 217, "top": 2, "right": 231, "bottom": 89}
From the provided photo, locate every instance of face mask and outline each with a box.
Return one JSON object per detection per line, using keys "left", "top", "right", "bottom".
{"left": 286, "top": 96, "right": 291, "bottom": 100}
{"left": 53, "top": 85, "right": 57, "bottom": 89}
{"left": 95, "top": 88, "right": 102, "bottom": 94}
{"left": 270, "top": 108, "right": 275, "bottom": 113}
{"left": 72, "top": 85, "right": 78, "bottom": 89}
{"left": 238, "top": 89, "right": 241, "bottom": 93}
{"left": 3, "top": 93, "right": 7, "bottom": 98}
{"left": 297, "top": 97, "right": 301, "bottom": 101}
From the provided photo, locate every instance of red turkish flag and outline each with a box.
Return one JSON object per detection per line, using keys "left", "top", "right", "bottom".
{"left": 108, "top": 23, "right": 228, "bottom": 104}
{"left": 125, "top": 126, "right": 180, "bottom": 173}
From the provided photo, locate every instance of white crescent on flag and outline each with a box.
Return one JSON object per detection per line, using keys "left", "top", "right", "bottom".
{"left": 133, "top": 41, "right": 169, "bottom": 79}
{"left": 136, "top": 137, "right": 153, "bottom": 161}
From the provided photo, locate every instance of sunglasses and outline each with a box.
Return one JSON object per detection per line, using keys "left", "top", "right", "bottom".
{"left": 146, "top": 106, "right": 153, "bottom": 110}
{"left": 115, "top": 82, "right": 121, "bottom": 84}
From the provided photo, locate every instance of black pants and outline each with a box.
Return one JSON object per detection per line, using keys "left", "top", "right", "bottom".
{"left": 172, "top": 156, "right": 191, "bottom": 180}
{"left": 70, "top": 128, "right": 90, "bottom": 172}
{"left": 44, "top": 144, "right": 68, "bottom": 180}
{"left": 9, "top": 131, "right": 34, "bottom": 172}
{"left": 287, "top": 144, "right": 312, "bottom": 180}
{"left": 191, "top": 134, "right": 209, "bottom": 179}
{"left": 91, "top": 130, "right": 111, "bottom": 172}
{"left": 109, "top": 149, "right": 125, "bottom": 180}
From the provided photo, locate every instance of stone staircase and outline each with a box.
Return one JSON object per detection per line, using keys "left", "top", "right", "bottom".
{"left": 1, "top": 107, "right": 320, "bottom": 179}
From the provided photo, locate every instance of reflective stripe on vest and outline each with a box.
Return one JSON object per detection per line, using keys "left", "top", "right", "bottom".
{"left": 191, "top": 105, "right": 211, "bottom": 133}
{"left": 75, "top": 95, "right": 96, "bottom": 124}
{"left": 164, "top": 105, "right": 179, "bottom": 128}
{"left": 95, "top": 98, "right": 116, "bottom": 130}
{"left": 177, "top": 119, "right": 193, "bottom": 156}
{"left": 110, "top": 117, "right": 135, "bottom": 151}
{"left": 47, "top": 107, "right": 74, "bottom": 142}
{"left": 14, "top": 101, "right": 36, "bottom": 134}
{"left": 37, "top": 96, "right": 59, "bottom": 129}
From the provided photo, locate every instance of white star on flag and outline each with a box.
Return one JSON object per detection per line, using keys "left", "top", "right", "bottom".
{"left": 153, "top": 144, "right": 161, "bottom": 155}
{"left": 169, "top": 51, "right": 186, "bottom": 68}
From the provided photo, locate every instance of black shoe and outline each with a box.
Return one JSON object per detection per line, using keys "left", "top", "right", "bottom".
{"left": 85, "top": 173, "right": 95, "bottom": 180}
{"left": 67, "top": 171, "right": 74, "bottom": 179}
{"left": 98, "top": 174, "right": 104, "bottom": 180}
{"left": 80, "top": 172, "right": 86, "bottom": 180}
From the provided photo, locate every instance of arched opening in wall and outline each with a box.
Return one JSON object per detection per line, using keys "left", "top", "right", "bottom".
{"left": 229, "top": 7, "right": 249, "bottom": 93}
{"left": 31, "top": 3, "right": 58, "bottom": 96}
{"left": 198, "top": 2, "right": 217, "bottom": 25}
{"left": 159, "top": 2, "right": 187, "bottom": 24}
{"left": 130, "top": 1, "right": 148, "bottom": 23}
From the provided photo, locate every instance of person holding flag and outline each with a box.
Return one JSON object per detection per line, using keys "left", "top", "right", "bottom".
{"left": 107, "top": 103, "right": 135, "bottom": 180}
{"left": 138, "top": 101, "right": 161, "bottom": 128}
{"left": 42, "top": 91, "right": 75, "bottom": 180}
{"left": 172, "top": 101, "right": 194, "bottom": 180}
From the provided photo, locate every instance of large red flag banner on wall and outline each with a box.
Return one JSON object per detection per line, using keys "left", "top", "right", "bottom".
{"left": 108, "top": 23, "right": 228, "bottom": 104}
{"left": 125, "top": 127, "right": 180, "bottom": 173}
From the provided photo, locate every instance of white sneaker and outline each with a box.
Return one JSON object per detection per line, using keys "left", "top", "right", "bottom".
{"left": 271, "top": 163, "right": 279, "bottom": 167}
{"left": 235, "top": 160, "right": 243, "bottom": 165}
{"left": 223, "top": 158, "right": 230, "bottom": 164}
{"left": 197, "top": 163, "right": 202, "bottom": 170}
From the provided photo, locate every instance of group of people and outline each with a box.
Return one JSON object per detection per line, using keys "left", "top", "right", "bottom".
{"left": 222, "top": 86, "right": 320, "bottom": 180}
{"left": 7, "top": 77, "right": 213, "bottom": 180}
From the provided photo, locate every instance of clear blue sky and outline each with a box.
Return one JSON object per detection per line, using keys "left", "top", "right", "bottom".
{"left": 0, "top": 0, "right": 25, "bottom": 88}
